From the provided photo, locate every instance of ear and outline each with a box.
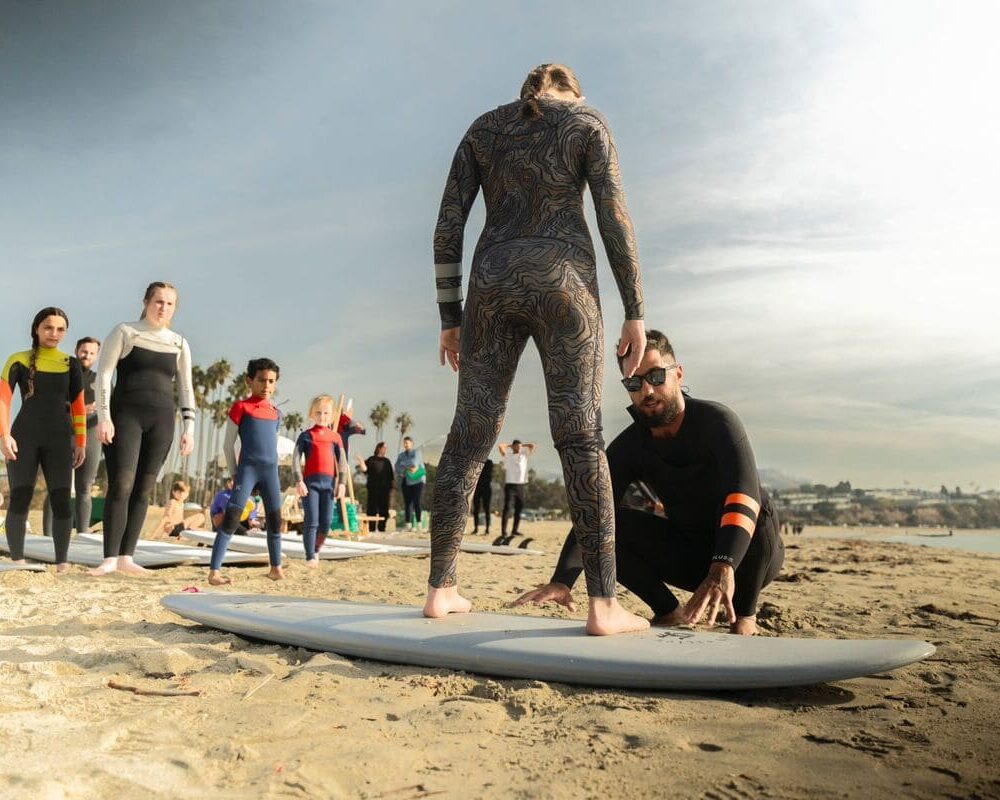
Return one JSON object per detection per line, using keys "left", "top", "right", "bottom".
{"left": 675, "top": 364, "right": 684, "bottom": 384}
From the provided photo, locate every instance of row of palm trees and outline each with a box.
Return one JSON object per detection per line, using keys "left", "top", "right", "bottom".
{"left": 166, "top": 359, "right": 414, "bottom": 506}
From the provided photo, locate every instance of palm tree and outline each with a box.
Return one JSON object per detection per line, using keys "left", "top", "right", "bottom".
{"left": 283, "top": 411, "right": 305, "bottom": 439}
{"left": 395, "top": 411, "right": 413, "bottom": 453}
{"left": 369, "top": 401, "right": 391, "bottom": 443}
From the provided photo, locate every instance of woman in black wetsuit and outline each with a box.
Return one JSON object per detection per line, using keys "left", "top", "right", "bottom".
{"left": 426, "top": 64, "right": 649, "bottom": 635}
{"left": 0, "top": 308, "right": 86, "bottom": 571}
{"left": 90, "top": 282, "right": 196, "bottom": 576}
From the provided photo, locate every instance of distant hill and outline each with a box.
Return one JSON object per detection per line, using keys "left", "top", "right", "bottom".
{"left": 759, "top": 468, "right": 812, "bottom": 491}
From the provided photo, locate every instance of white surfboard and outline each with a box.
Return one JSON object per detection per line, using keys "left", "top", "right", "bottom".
{"left": 0, "top": 562, "right": 47, "bottom": 572}
{"left": 161, "top": 593, "right": 935, "bottom": 691}
{"left": 0, "top": 534, "right": 194, "bottom": 568}
{"left": 245, "top": 531, "right": 424, "bottom": 556}
{"left": 177, "top": 530, "right": 366, "bottom": 561}
{"left": 75, "top": 533, "right": 269, "bottom": 565}
{"left": 363, "top": 534, "right": 543, "bottom": 556}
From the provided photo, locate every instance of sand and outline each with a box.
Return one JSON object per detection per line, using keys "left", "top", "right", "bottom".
{"left": 1, "top": 516, "right": 998, "bottom": 799}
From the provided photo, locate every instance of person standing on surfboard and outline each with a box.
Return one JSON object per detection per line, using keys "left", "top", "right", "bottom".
{"left": 426, "top": 63, "right": 648, "bottom": 636}
{"left": 516, "top": 331, "right": 785, "bottom": 636}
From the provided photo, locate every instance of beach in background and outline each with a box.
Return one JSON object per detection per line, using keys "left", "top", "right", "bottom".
{"left": 1, "top": 514, "right": 998, "bottom": 799}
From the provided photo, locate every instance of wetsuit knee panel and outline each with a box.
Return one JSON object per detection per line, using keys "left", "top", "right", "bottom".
{"left": 7, "top": 486, "right": 35, "bottom": 514}
{"left": 551, "top": 428, "right": 606, "bottom": 455}
{"left": 48, "top": 487, "right": 72, "bottom": 518}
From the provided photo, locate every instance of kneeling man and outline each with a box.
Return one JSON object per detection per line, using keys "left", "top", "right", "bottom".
{"left": 516, "top": 330, "right": 784, "bottom": 635}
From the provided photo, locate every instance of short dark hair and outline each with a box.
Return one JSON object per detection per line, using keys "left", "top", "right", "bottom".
{"left": 75, "top": 336, "right": 100, "bottom": 349}
{"left": 246, "top": 357, "right": 280, "bottom": 380}
{"left": 512, "top": 439, "right": 521, "bottom": 446}
{"left": 616, "top": 329, "right": 675, "bottom": 372}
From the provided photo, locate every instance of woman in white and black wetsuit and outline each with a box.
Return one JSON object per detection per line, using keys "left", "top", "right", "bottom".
{"left": 426, "top": 64, "right": 649, "bottom": 635}
{"left": 89, "top": 282, "right": 195, "bottom": 576}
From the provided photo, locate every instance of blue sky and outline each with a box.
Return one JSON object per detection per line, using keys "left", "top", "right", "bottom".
{"left": 2, "top": 0, "right": 998, "bottom": 490}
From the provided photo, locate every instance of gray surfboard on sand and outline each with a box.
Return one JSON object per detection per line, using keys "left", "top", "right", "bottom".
{"left": 75, "top": 533, "right": 269, "bottom": 565}
{"left": 363, "top": 534, "right": 543, "bottom": 556}
{"left": 178, "top": 530, "right": 367, "bottom": 560}
{"left": 1, "top": 534, "right": 195, "bottom": 568}
{"left": 0, "top": 561, "right": 47, "bottom": 572}
{"left": 161, "top": 593, "right": 935, "bottom": 691}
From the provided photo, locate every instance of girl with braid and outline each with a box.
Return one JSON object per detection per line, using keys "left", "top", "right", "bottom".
{"left": 1, "top": 308, "right": 86, "bottom": 571}
{"left": 427, "top": 64, "right": 650, "bottom": 635}
{"left": 89, "top": 282, "right": 196, "bottom": 577}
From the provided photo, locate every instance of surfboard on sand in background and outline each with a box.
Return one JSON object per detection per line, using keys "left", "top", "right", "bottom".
{"left": 362, "top": 534, "right": 543, "bottom": 556}
{"left": 245, "top": 531, "right": 425, "bottom": 556}
{"left": 178, "top": 530, "right": 368, "bottom": 561}
{"left": 161, "top": 593, "right": 935, "bottom": 691}
{"left": 0, "top": 562, "right": 47, "bottom": 572}
{"left": 75, "top": 533, "right": 269, "bottom": 565}
{"left": 0, "top": 534, "right": 197, "bottom": 568}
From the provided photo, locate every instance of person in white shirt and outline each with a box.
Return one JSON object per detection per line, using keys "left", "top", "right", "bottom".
{"left": 498, "top": 439, "right": 535, "bottom": 538}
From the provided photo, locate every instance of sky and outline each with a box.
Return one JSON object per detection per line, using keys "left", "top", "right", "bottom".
{"left": 2, "top": 0, "right": 998, "bottom": 491}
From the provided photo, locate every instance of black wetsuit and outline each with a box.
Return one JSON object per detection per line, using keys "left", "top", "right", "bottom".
{"left": 551, "top": 398, "right": 784, "bottom": 618}
{"left": 43, "top": 365, "right": 100, "bottom": 534}
{"left": 363, "top": 455, "right": 394, "bottom": 533}
{"left": 430, "top": 97, "right": 643, "bottom": 596}
{"left": 471, "top": 458, "right": 493, "bottom": 533}
{"left": 1, "top": 348, "right": 85, "bottom": 562}
{"left": 97, "top": 321, "right": 195, "bottom": 559}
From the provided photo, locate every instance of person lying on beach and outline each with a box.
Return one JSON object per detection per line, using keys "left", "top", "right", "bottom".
{"left": 160, "top": 480, "right": 206, "bottom": 538}
{"left": 209, "top": 476, "right": 256, "bottom": 535}
{"left": 208, "top": 358, "right": 285, "bottom": 585}
{"left": 515, "top": 330, "right": 784, "bottom": 636}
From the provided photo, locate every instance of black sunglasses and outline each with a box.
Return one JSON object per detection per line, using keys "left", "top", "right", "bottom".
{"left": 620, "top": 363, "right": 679, "bottom": 392}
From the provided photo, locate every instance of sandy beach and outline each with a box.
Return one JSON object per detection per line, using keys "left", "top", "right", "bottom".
{"left": 1, "top": 517, "right": 998, "bottom": 799}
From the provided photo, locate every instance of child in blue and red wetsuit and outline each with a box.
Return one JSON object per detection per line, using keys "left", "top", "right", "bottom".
{"left": 209, "top": 357, "right": 284, "bottom": 585}
{"left": 293, "top": 394, "right": 348, "bottom": 566}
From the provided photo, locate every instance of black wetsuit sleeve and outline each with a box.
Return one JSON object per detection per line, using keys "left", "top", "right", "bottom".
{"left": 584, "top": 120, "right": 643, "bottom": 321}
{"left": 433, "top": 129, "right": 482, "bottom": 330}
{"left": 708, "top": 412, "right": 763, "bottom": 569}
{"left": 549, "top": 432, "right": 637, "bottom": 588}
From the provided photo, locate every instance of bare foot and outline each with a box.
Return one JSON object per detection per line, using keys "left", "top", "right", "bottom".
{"left": 586, "top": 597, "right": 650, "bottom": 636}
{"left": 650, "top": 609, "right": 687, "bottom": 627}
{"left": 423, "top": 585, "right": 472, "bottom": 618}
{"left": 55, "top": 562, "right": 71, "bottom": 574}
{"left": 730, "top": 616, "right": 758, "bottom": 636}
{"left": 305, "top": 558, "right": 319, "bottom": 570}
{"left": 117, "top": 557, "right": 151, "bottom": 577}
{"left": 88, "top": 557, "right": 118, "bottom": 577}
{"left": 208, "top": 570, "right": 231, "bottom": 586}
{"left": 266, "top": 566, "right": 284, "bottom": 581}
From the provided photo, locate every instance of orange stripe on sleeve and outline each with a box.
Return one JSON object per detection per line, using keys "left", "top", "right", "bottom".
{"left": 0, "top": 379, "right": 12, "bottom": 437}
{"left": 70, "top": 389, "right": 87, "bottom": 447}
{"left": 725, "top": 493, "right": 760, "bottom": 515}
{"left": 720, "top": 512, "right": 756, "bottom": 536}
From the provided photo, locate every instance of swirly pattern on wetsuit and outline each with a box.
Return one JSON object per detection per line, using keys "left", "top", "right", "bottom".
{"left": 429, "top": 98, "right": 643, "bottom": 598}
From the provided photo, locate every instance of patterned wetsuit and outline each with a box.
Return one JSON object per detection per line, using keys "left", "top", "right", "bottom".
{"left": 1, "top": 348, "right": 85, "bottom": 562}
{"left": 550, "top": 398, "right": 785, "bottom": 617}
{"left": 430, "top": 97, "right": 644, "bottom": 596}
{"left": 292, "top": 424, "right": 345, "bottom": 559}
{"left": 96, "top": 320, "right": 195, "bottom": 559}
{"left": 211, "top": 396, "right": 283, "bottom": 569}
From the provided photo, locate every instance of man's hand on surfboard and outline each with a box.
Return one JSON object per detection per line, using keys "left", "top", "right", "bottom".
{"left": 681, "top": 563, "right": 737, "bottom": 629}
{"left": 512, "top": 582, "right": 576, "bottom": 613}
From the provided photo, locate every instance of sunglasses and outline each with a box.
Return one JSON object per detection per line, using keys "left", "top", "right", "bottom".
{"left": 620, "top": 363, "right": 679, "bottom": 392}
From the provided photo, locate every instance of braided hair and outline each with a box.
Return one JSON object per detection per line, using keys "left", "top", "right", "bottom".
{"left": 26, "top": 307, "right": 69, "bottom": 399}
{"left": 519, "top": 63, "right": 582, "bottom": 120}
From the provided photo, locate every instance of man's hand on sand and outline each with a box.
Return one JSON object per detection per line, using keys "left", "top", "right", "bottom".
{"left": 439, "top": 327, "right": 460, "bottom": 372}
{"left": 681, "top": 562, "right": 737, "bottom": 628}
{"left": 512, "top": 582, "right": 576, "bottom": 612}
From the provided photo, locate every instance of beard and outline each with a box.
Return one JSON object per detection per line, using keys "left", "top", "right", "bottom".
{"left": 636, "top": 392, "right": 682, "bottom": 428}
